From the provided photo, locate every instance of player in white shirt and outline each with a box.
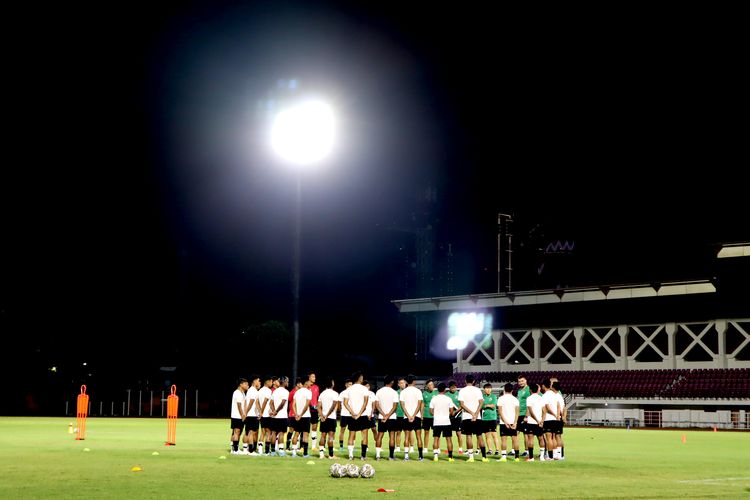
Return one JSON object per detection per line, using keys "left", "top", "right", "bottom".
{"left": 550, "top": 379, "right": 566, "bottom": 460}
{"left": 317, "top": 378, "right": 339, "bottom": 459}
{"left": 364, "top": 382, "right": 378, "bottom": 443}
{"left": 374, "top": 376, "right": 399, "bottom": 460}
{"left": 257, "top": 376, "right": 275, "bottom": 455}
{"left": 497, "top": 383, "right": 520, "bottom": 461}
{"left": 523, "top": 383, "right": 546, "bottom": 462}
{"left": 242, "top": 376, "right": 261, "bottom": 455}
{"left": 458, "top": 374, "right": 488, "bottom": 462}
{"left": 270, "top": 376, "right": 290, "bottom": 456}
{"left": 337, "top": 379, "right": 352, "bottom": 452}
{"left": 230, "top": 378, "right": 249, "bottom": 455}
{"left": 291, "top": 380, "right": 313, "bottom": 457}
{"left": 343, "top": 372, "right": 370, "bottom": 460}
{"left": 399, "top": 375, "right": 424, "bottom": 461}
{"left": 541, "top": 378, "right": 561, "bottom": 460}
{"left": 286, "top": 378, "right": 304, "bottom": 452}
{"left": 429, "top": 382, "right": 458, "bottom": 462}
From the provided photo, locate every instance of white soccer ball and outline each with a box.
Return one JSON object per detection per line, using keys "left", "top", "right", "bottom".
{"left": 329, "top": 463, "right": 341, "bottom": 477}
{"left": 336, "top": 464, "right": 348, "bottom": 478}
{"left": 346, "top": 464, "right": 360, "bottom": 478}
{"left": 360, "top": 463, "right": 375, "bottom": 478}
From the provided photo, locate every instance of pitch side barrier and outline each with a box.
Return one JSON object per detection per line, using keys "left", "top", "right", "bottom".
{"left": 64, "top": 388, "right": 201, "bottom": 418}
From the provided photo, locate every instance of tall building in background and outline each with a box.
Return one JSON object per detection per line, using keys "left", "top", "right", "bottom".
{"left": 389, "top": 185, "right": 453, "bottom": 361}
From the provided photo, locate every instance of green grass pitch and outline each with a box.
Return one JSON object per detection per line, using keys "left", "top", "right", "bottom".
{"left": 1, "top": 417, "right": 749, "bottom": 498}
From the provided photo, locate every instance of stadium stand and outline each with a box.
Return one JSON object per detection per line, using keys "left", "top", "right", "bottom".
{"left": 450, "top": 368, "right": 750, "bottom": 400}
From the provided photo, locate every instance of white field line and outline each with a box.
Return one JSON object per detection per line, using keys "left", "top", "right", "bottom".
{"left": 676, "top": 477, "right": 750, "bottom": 484}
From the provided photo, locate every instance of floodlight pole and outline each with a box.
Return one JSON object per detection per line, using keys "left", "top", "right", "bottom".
{"left": 292, "top": 175, "right": 301, "bottom": 384}
{"left": 497, "top": 213, "right": 513, "bottom": 293}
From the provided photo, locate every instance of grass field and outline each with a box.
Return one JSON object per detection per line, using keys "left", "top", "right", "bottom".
{"left": 1, "top": 417, "right": 749, "bottom": 499}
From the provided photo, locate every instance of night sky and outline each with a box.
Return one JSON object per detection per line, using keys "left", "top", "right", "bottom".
{"left": 2, "top": 2, "right": 747, "bottom": 412}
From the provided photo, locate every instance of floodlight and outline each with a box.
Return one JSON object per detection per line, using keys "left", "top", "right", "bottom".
{"left": 271, "top": 100, "right": 335, "bottom": 166}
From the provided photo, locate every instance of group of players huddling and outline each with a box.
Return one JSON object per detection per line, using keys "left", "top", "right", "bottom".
{"left": 230, "top": 371, "right": 567, "bottom": 462}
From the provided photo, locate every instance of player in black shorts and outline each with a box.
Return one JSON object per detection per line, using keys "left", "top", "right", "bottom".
{"left": 307, "top": 372, "right": 320, "bottom": 451}
{"left": 337, "top": 379, "right": 352, "bottom": 451}
{"left": 230, "top": 378, "right": 249, "bottom": 454}
{"left": 447, "top": 381, "right": 464, "bottom": 454}
{"left": 551, "top": 378, "right": 566, "bottom": 460}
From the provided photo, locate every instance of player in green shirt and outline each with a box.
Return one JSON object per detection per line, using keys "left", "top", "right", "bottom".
{"left": 516, "top": 375, "right": 531, "bottom": 456}
{"left": 394, "top": 377, "right": 406, "bottom": 453}
{"left": 482, "top": 383, "right": 500, "bottom": 455}
{"left": 421, "top": 380, "right": 438, "bottom": 455}
{"left": 447, "top": 381, "right": 464, "bottom": 453}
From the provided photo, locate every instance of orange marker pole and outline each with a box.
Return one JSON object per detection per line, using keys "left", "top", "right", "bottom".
{"left": 165, "top": 385, "right": 178, "bottom": 446}
{"left": 76, "top": 385, "right": 89, "bottom": 440}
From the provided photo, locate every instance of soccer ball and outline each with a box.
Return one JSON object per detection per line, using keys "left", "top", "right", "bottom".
{"left": 336, "top": 465, "right": 348, "bottom": 478}
{"left": 329, "top": 464, "right": 341, "bottom": 477}
{"left": 345, "top": 464, "right": 360, "bottom": 478}
{"left": 360, "top": 463, "right": 375, "bottom": 478}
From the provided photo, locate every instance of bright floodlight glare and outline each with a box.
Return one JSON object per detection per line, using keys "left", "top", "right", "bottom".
{"left": 447, "top": 336, "right": 469, "bottom": 350}
{"left": 446, "top": 312, "right": 493, "bottom": 350}
{"left": 271, "top": 100, "right": 335, "bottom": 166}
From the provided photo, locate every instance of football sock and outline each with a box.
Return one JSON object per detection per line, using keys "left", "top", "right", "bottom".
{"left": 376, "top": 447, "right": 381, "bottom": 458}
{"left": 232, "top": 441, "right": 238, "bottom": 452}
{"left": 302, "top": 441, "right": 308, "bottom": 456}
{"left": 328, "top": 445, "right": 334, "bottom": 457}
{"left": 514, "top": 449, "right": 519, "bottom": 458}
{"left": 361, "top": 444, "right": 368, "bottom": 458}
{"left": 480, "top": 446, "right": 486, "bottom": 458}
{"left": 348, "top": 445, "right": 354, "bottom": 458}
{"left": 389, "top": 446, "right": 395, "bottom": 458}
{"left": 448, "top": 450, "right": 453, "bottom": 458}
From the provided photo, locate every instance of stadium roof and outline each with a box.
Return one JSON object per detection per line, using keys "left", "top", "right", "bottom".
{"left": 717, "top": 243, "right": 750, "bottom": 258}
{"left": 392, "top": 279, "right": 716, "bottom": 313}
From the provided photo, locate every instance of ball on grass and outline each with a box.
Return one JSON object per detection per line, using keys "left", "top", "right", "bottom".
{"left": 360, "top": 463, "right": 375, "bottom": 478}
{"left": 346, "top": 464, "right": 360, "bottom": 478}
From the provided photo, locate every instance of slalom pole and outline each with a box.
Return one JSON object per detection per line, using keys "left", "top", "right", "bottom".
{"left": 165, "top": 385, "right": 179, "bottom": 446}
{"left": 76, "top": 385, "right": 89, "bottom": 440}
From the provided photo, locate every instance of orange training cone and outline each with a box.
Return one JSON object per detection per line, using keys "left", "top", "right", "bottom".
{"left": 681, "top": 434, "right": 686, "bottom": 444}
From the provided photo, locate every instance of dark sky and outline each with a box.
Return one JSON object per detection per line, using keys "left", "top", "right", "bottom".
{"left": 2, "top": 2, "right": 748, "bottom": 403}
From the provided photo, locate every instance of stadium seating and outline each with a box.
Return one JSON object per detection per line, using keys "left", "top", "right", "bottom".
{"left": 450, "top": 368, "right": 750, "bottom": 399}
